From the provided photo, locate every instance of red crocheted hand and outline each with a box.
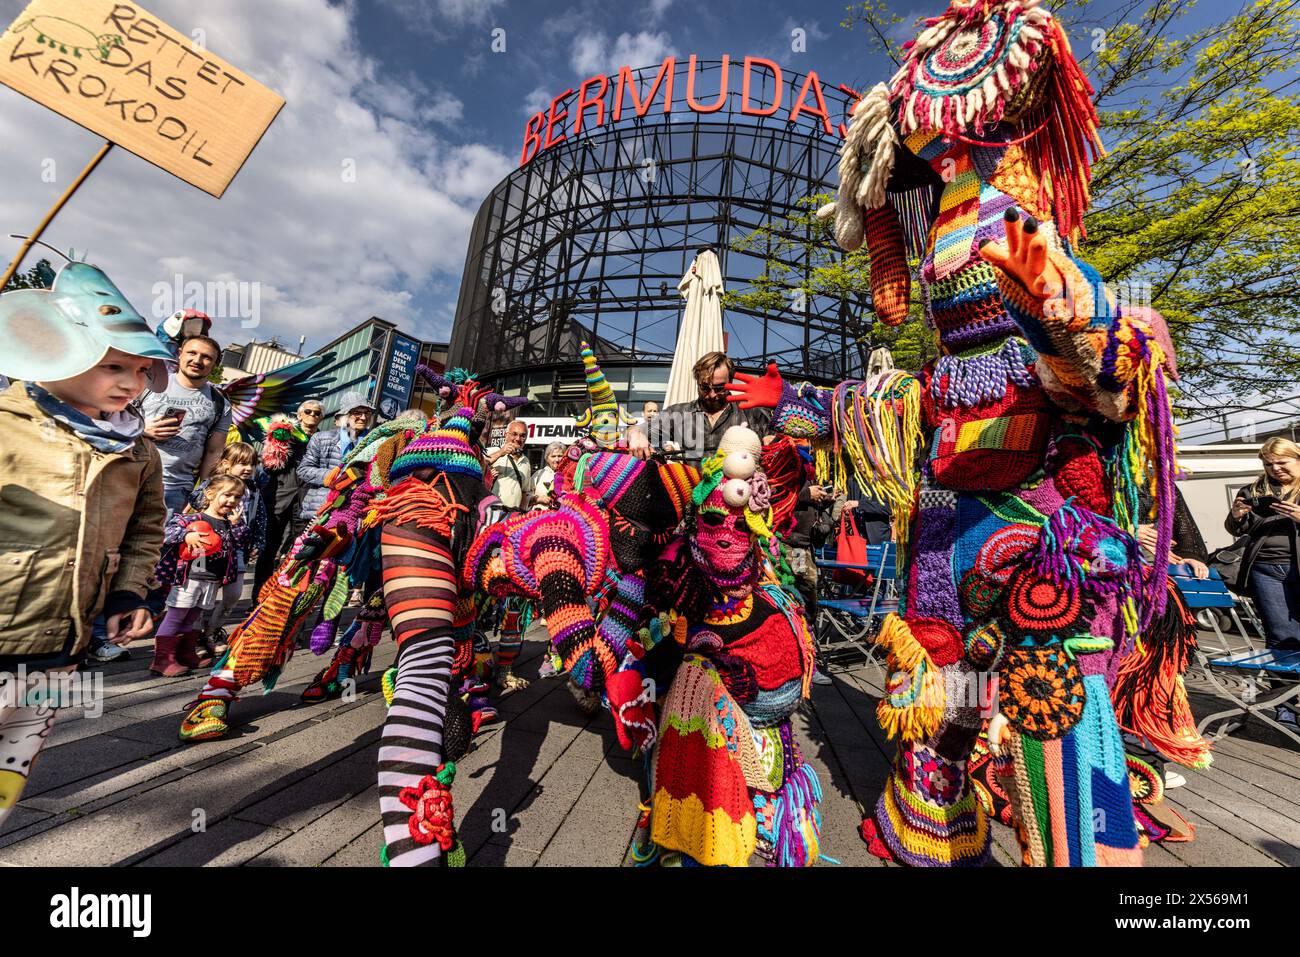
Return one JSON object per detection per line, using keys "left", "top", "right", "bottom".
{"left": 606, "top": 669, "right": 656, "bottom": 753}
{"left": 726, "top": 362, "right": 783, "bottom": 410}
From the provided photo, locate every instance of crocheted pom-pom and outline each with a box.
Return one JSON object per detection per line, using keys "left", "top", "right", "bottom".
{"left": 722, "top": 450, "right": 757, "bottom": 480}
{"left": 721, "top": 478, "right": 751, "bottom": 508}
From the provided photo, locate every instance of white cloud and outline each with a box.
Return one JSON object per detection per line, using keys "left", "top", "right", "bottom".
{"left": 648, "top": 0, "right": 675, "bottom": 22}
{"left": 439, "top": 144, "right": 515, "bottom": 202}
{"left": 376, "top": 0, "right": 508, "bottom": 35}
{"left": 523, "top": 86, "right": 553, "bottom": 117}
{"left": 782, "top": 18, "right": 831, "bottom": 43}
{"left": 570, "top": 30, "right": 675, "bottom": 76}
{"left": 0, "top": 0, "right": 512, "bottom": 348}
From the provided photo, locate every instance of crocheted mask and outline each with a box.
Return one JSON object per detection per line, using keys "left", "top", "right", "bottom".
{"left": 692, "top": 484, "right": 755, "bottom": 583}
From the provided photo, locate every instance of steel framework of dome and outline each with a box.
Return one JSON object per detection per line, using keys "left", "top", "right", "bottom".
{"left": 448, "top": 58, "right": 875, "bottom": 406}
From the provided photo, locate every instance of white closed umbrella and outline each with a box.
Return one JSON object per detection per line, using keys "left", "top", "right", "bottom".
{"left": 663, "top": 249, "right": 726, "bottom": 408}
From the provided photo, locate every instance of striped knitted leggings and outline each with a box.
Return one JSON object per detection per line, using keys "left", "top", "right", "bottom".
{"left": 379, "top": 629, "right": 458, "bottom": 866}
{"left": 495, "top": 596, "right": 526, "bottom": 672}
{"left": 378, "top": 520, "right": 462, "bottom": 866}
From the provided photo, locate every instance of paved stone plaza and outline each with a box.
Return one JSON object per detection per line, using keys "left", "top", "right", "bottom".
{"left": 1, "top": 621, "right": 1297, "bottom": 867}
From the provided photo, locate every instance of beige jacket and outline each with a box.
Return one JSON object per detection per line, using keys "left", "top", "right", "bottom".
{"left": 0, "top": 383, "right": 165, "bottom": 657}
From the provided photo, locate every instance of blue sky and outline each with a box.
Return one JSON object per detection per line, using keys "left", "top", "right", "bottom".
{"left": 0, "top": 0, "right": 1230, "bottom": 360}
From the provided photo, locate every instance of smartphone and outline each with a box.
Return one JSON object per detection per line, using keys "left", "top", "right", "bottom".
{"left": 1253, "top": 495, "right": 1281, "bottom": 517}
{"left": 163, "top": 407, "right": 187, "bottom": 424}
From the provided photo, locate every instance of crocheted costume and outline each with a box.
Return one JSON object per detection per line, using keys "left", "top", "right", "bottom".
{"left": 732, "top": 0, "right": 1187, "bottom": 868}
{"left": 573, "top": 341, "right": 637, "bottom": 449}
{"left": 631, "top": 429, "right": 825, "bottom": 867}
{"left": 177, "top": 372, "right": 527, "bottom": 866}
{"left": 464, "top": 440, "right": 696, "bottom": 696}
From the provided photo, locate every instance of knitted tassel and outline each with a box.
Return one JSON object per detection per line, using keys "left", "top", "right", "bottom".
{"left": 864, "top": 204, "right": 911, "bottom": 326}
{"left": 771, "top": 762, "right": 825, "bottom": 867}
{"left": 1112, "top": 579, "right": 1213, "bottom": 770}
{"left": 1027, "top": 20, "right": 1104, "bottom": 244}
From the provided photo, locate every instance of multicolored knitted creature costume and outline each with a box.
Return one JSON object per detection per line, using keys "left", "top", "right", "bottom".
{"left": 730, "top": 0, "right": 1183, "bottom": 867}
{"left": 176, "top": 373, "right": 525, "bottom": 745}
{"left": 464, "top": 440, "right": 698, "bottom": 700}
{"left": 630, "top": 427, "right": 824, "bottom": 867}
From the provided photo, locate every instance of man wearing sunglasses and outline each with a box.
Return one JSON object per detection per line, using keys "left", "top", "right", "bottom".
{"left": 252, "top": 399, "right": 324, "bottom": 593}
{"left": 629, "top": 351, "right": 770, "bottom": 470}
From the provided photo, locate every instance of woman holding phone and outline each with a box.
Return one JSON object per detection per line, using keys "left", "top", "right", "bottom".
{"left": 1225, "top": 438, "right": 1300, "bottom": 657}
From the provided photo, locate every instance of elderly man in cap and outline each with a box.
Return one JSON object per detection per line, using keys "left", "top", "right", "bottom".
{"left": 296, "top": 390, "right": 375, "bottom": 524}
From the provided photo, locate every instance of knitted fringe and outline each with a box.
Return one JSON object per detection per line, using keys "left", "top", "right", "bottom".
{"left": 875, "top": 615, "right": 946, "bottom": 741}
{"left": 769, "top": 762, "right": 824, "bottom": 867}
{"left": 931, "top": 339, "right": 1035, "bottom": 409}
{"left": 825, "top": 371, "right": 923, "bottom": 564}
{"left": 828, "top": 82, "right": 899, "bottom": 252}
{"left": 372, "top": 474, "right": 467, "bottom": 535}
{"left": 1130, "top": 347, "right": 1178, "bottom": 629}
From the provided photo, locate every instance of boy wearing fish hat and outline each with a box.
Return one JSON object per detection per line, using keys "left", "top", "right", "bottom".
{"left": 0, "top": 259, "right": 171, "bottom": 830}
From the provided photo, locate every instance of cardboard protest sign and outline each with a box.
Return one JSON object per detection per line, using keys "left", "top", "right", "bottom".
{"left": 0, "top": 0, "right": 285, "bottom": 198}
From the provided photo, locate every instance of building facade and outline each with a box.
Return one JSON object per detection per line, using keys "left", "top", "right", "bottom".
{"left": 309, "top": 316, "right": 447, "bottom": 420}
{"left": 447, "top": 55, "right": 871, "bottom": 418}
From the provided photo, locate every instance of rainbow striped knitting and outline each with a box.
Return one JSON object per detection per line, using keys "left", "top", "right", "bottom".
{"left": 389, "top": 406, "right": 483, "bottom": 483}
{"left": 573, "top": 342, "right": 635, "bottom": 446}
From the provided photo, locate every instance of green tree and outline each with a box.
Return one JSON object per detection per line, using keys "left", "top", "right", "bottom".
{"left": 729, "top": 0, "right": 1300, "bottom": 415}
{"left": 2, "top": 258, "right": 55, "bottom": 292}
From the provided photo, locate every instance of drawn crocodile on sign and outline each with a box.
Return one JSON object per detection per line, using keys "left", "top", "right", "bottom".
{"left": 10, "top": 16, "right": 122, "bottom": 61}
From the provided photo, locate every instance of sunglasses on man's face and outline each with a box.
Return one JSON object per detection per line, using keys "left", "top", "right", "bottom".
{"left": 698, "top": 382, "right": 729, "bottom": 395}
{"left": 301, "top": 410, "right": 323, "bottom": 417}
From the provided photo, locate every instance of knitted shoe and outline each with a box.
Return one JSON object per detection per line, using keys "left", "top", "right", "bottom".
{"left": 859, "top": 817, "right": 896, "bottom": 863}
{"left": 301, "top": 646, "right": 357, "bottom": 703}
{"left": 381, "top": 667, "right": 398, "bottom": 707}
{"left": 179, "top": 698, "right": 229, "bottom": 742}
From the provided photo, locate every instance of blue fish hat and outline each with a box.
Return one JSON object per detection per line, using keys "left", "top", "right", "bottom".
{"left": 0, "top": 260, "right": 170, "bottom": 389}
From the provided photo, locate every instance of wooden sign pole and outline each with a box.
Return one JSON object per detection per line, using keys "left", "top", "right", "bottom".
{"left": 0, "top": 140, "right": 113, "bottom": 290}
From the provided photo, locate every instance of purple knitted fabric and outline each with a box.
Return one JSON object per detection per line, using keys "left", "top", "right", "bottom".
{"left": 907, "top": 488, "right": 964, "bottom": 627}
{"left": 931, "top": 339, "right": 1035, "bottom": 409}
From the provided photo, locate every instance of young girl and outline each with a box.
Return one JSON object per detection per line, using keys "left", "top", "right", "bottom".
{"left": 151, "top": 475, "right": 251, "bottom": 676}
{"left": 190, "top": 442, "right": 267, "bottom": 654}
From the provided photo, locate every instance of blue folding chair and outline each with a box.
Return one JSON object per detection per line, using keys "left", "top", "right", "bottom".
{"left": 814, "top": 542, "right": 898, "bottom": 668}
{"left": 1174, "top": 566, "right": 1300, "bottom": 748}
{"left": 1172, "top": 566, "right": 1256, "bottom": 657}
